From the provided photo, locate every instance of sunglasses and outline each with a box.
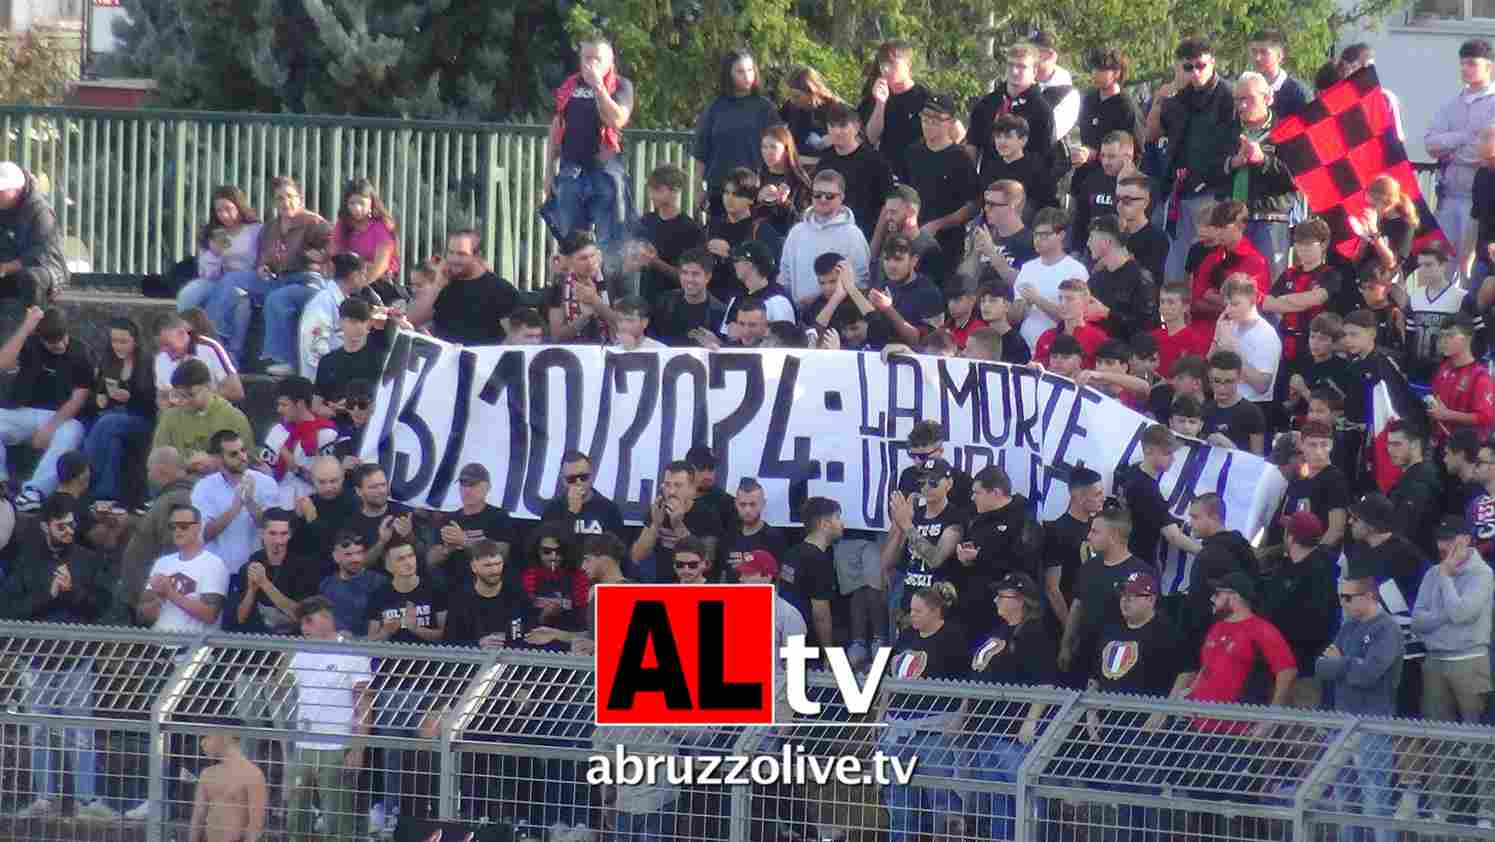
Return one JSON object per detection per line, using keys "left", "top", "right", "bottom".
{"left": 337, "top": 540, "right": 365, "bottom": 549}
{"left": 347, "top": 399, "right": 372, "bottom": 410}
{"left": 170, "top": 520, "right": 198, "bottom": 530}
{"left": 923, "top": 477, "right": 946, "bottom": 488}
{"left": 674, "top": 560, "right": 703, "bottom": 570}
{"left": 564, "top": 473, "right": 592, "bottom": 484}
{"left": 1180, "top": 61, "right": 1209, "bottom": 71}
{"left": 812, "top": 191, "right": 841, "bottom": 201}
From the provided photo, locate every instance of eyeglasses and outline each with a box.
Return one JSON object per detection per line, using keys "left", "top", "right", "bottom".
{"left": 564, "top": 472, "right": 592, "bottom": 484}
{"left": 1180, "top": 61, "right": 1209, "bottom": 71}
{"left": 984, "top": 200, "right": 1011, "bottom": 209}
{"left": 170, "top": 520, "right": 198, "bottom": 530}
{"left": 337, "top": 540, "right": 364, "bottom": 549}
{"left": 1210, "top": 376, "right": 1238, "bottom": 386}
{"left": 1116, "top": 196, "right": 1148, "bottom": 204}
{"left": 674, "top": 560, "right": 703, "bottom": 570}
{"left": 1338, "top": 592, "right": 1370, "bottom": 603}
{"left": 812, "top": 191, "right": 841, "bottom": 201}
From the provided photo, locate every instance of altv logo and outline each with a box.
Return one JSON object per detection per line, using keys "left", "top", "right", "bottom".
{"left": 593, "top": 584, "right": 890, "bottom": 725}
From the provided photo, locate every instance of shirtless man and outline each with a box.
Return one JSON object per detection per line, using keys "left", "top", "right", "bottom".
{"left": 189, "top": 733, "right": 267, "bottom": 842}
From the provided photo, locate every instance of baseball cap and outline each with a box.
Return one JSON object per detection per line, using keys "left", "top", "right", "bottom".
{"left": 1436, "top": 515, "right": 1473, "bottom": 539}
{"left": 1351, "top": 493, "right": 1396, "bottom": 532}
{"left": 458, "top": 463, "right": 491, "bottom": 484}
{"left": 1461, "top": 38, "right": 1494, "bottom": 60}
{"left": 994, "top": 573, "right": 1037, "bottom": 597}
{"left": 738, "top": 549, "right": 779, "bottom": 579}
{"left": 685, "top": 443, "right": 716, "bottom": 469}
{"left": 1283, "top": 510, "right": 1325, "bottom": 544}
{"left": 731, "top": 240, "right": 777, "bottom": 276}
{"left": 1214, "top": 571, "right": 1258, "bottom": 604}
{"left": 0, "top": 162, "right": 23, "bottom": 192}
{"left": 920, "top": 457, "right": 956, "bottom": 480}
{"left": 922, "top": 93, "right": 956, "bottom": 117}
{"left": 1120, "top": 571, "right": 1158, "bottom": 597}
{"left": 1268, "top": 432, "right": 1303, "bottom": 466}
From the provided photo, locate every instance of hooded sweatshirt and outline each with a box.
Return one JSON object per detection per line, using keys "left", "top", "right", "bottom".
{"left": 1410, "top": 548, "right": 1494, "bottom": 659}
{"left": 778, "top": 206, "right": 870, "bottom": 303}
{"left": 1316, "top": 609, "right": 1403, "bottom": 716}
{"left": 1426, "top": 84, "right": 1495, "bottom": 198}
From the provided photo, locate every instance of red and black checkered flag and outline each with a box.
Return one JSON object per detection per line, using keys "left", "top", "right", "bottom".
{"left": 1269, "top": 65, "right": 1449, "bottom": 262}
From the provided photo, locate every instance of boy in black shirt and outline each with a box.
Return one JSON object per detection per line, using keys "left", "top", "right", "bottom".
{"left": 1058, "top": 505, "right": 1156, "bottom": 676}
{"left": 978, "top": 115, "right": 1059, "bottom": 214}
{"left": 883, "top": 458, "right": 968, "bottom": 628}
{"left": 626, "top": 164, "right": 705, "bottom": 300}
{"left": 314, "top": 297, "right": 394, "bottom": 408}
{"left": 650, "top": 249, "right": 727, "bottom": 347}
{"left": 817, "top": 104, "right": 896, "bottom": 242}
{"left": 1203, "top": 350, "right": 1267, "bottom": 454}
{"left": 780, "top": 496, "right": 843, "bottom": 648}
{"left": 1115, "top": 424, "right": 1202, "bottom": 568}
{"left": 902, "top": 94, "right": 979, "bottom": 280}
{"left": 0, "top": 306, "right": 92, "bottom": 511}
{"left": 443, "top": 539, "right": 534, "bottom": 648}
{"left": 719, "top": 478, "right": 788, "bottom": 582}
{"left": 1043, "top": 467, "right": 1106, "bottom": 639}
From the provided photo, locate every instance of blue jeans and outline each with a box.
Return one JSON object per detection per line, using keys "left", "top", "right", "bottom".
{"left": 263, "top": 277, "right": 323, "bottom": 365}
{"left": 207, "top": 270, "right": 322, "bottom": 364}
{"left": 176, "top": 277, "right": 219, "bottom": 312}
{"left": 376, "top": 683, "right": 431, "bottom": 815}
{"left": 881, "top": 726, "right": 962, "bottom": 842}
{"left": 614, "top": 803, "right": 678, "bottom": 841}
{"left": 26, "top": 658, "right": 101, "bottom": 803}
{"left": 1328, "top": 733, "right": 1396, "bottom": 842}
{"left": 1246, "top": 219, "right": 1290, "bottom": 283}
{"left": 546, "top": 157, "right": 631, "bottom": 255}
{"left": 84, "top": 409, "right": 151, "bottom": 501}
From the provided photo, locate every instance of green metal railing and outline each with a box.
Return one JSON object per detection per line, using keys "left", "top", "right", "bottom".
{"left": 0, "top": 106, "right": 697, "bottom": 288}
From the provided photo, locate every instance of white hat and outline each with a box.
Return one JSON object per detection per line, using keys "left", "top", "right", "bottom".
{"left": 0, "top": 162, "right": 23, "bottom": 192}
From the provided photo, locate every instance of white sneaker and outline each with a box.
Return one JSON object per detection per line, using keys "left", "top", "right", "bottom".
{"left": 124, "top": 801, "right": 151, "bottom": 821}
{"left": 1394, "top": 790, "right": 1418, "bottom": 821}
{"left": 12, "top": 798, "right": 56, "bottom": 818}
{"left": 1478, "top": 817, "right": 1494, "bottom": 830}
{"left": 367, "top": 802, "right": 386, "bottom": 835}
{"left": 77, "top": 800, "right": 121, "bottom": 821}
{"left": 265, "top": 363, "right": 295, "bottom": 377}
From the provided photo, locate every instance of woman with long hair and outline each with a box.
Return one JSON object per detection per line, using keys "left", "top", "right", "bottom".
{"left": 756, "top": 124, "right": 813, "bottom": 232}
{"left": 780, "top": 66, "right": 845, "bottom": 167}
{"left": 331, "top": 177, "right": 402, "bottom": 301}
{"left": 693, "top": 49, "right": 780, "bottom": 220}
{"left": 82, "top": 317, "right": 157, "bottom": 504}
{"left": 178, "top": 186, "right": 261, "bottom": 313}
{"left": 1359, "top": 174, "right": 1419, "bottom": 281}
{"left": 208, "top": 174, "right": 332, "bottom": 373}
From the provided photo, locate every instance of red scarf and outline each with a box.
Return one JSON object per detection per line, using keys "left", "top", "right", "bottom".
{"left": 551, "top": 71, "right": 621, "bottom": 155}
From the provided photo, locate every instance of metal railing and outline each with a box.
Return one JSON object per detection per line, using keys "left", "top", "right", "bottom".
{"left": 3, "top": 620, "right": 1495, "bottom": 842}
{"left": 0, "top": 106, "right": 697, "bottom": 288}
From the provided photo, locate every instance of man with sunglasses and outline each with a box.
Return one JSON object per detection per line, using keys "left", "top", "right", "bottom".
{"left": 428, "top": 462, "right": 514, "bottom": 590}
{"left": 670, "top": 537, "right": 712, "bottom": 585}
{"left": 896, "top": 420, "right": 973, "bottom": 509}
{"left": 778, "top": 169, "right": 870, "bottom": 306}
{"left": 882, "top": 458, "right": 967, "bottom": 630}
{"left": 192, "top": 429, "right": 278, "bottom": 575}
{"left": 1149, "top": 38, "right": 1237, "bottom": 283}
{"left": 540, "top": 449, "right": 625, "bottom": 539}
{"left": 3, "top": 492, "right": 117, "bottom": 820}
{"left": 138, "top": 503, "right": 227, "bottom": 633}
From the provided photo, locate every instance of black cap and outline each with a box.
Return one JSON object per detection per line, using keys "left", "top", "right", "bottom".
{"left": 922, "top": 93, "right": 956, "bottom": 117}
{"left": 731, "top": 240, "right": 777, "bottom": 277}
{"left": 1351, "top": 493, "right": 1396, "bottom": 532}
{"left": 1214, "top": 571, "right": 1258, "bottom": 604}
{"left": 921, "top": 457, "right": 956, "bottom": 480}
{"left": 1436, "top": 515, "right": 1473, "bottom": 539}
{"left": 994, "top": 573, "right": 1038, "bottom": 597}
{"left": 1461, "top": 38, "right": 1494, "bottom": 60}
{"left": 1268, "top": 432, "right": 1303, "bottom": 467}
{"left": 685, "top": 443, "right": 716, "bottom": 469}
{"left": 458, "top": 462, "right": 490, "bottom": 484}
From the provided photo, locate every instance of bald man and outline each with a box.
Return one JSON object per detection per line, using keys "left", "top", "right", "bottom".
{"left": 288, "top": 455, "right": 355, "bottom": 562}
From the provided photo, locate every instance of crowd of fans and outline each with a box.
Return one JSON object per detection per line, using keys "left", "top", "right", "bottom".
{"left": 4, "top": 24, "right": 1495, "bottom": 841}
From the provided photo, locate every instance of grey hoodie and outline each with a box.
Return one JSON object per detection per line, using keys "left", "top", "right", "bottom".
{"left": 1409, "top": 548, "right": 1494, "bottom": 659}
{"left": 778, "top": 206, "right": 870, "bottom": 303}
{"left": 1425, "top": 85, "right": 1495, "bottom": 198}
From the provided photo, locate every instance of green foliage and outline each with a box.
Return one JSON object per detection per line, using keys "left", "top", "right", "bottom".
{"left": 0, "top": 29, "right": 79, "bottom": 106}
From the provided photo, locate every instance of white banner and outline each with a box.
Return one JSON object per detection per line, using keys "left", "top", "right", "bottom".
{"left": 362, "top": 332, "right": 1286, "bottom": 537}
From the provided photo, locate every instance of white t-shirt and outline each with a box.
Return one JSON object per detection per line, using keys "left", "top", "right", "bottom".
{"left": 774, "top": 593, "right": 808, "bottom": 718}
{"left": 1229, "top": 316, "right": 1283, "bottom": 402}
{"left": 612, "top": 337, "right": 666, "bottom": 351}
{"left": 1016, "top": 256, "right": 1090, "bottom": 352}
{"left": 289, "top": 641, "right": 372, "bottom": 750}
{"left": 1407, "top": 282, "right": 1467, "bottom": 369}
{"left": 146, "top": 549, "right": 229, "bottom": 633}
{"left": 191, "top": 469, "right": 281, "bottom": 574}
{"left": 155, "top": 336, "right": 236, "bottom": 390}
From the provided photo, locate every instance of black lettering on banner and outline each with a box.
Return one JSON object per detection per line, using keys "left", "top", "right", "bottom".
{"left": 1038, "top": 373, "right": 1078, "bottom": 440}
{"left": 610, "top": 352, "right": 662, "bottom": 524}
{"left": 522, "top": 349, "right": 585, "bottom": 517}
{"left": 959, "top": 446, "right": 994, "bottom": 477}
{"left": 1012, "top": 366, "right": 1043, "bottom": 452}
{"left": 758, "top": 355, "right": 822, "bottom": 517}
{"left": 937, "top": 359, "right": 981, "bottom": 439}
{"left": 1048, "top": 384, "right": 1103, "bottom": 484}
{"left": 374, "top": 332, "right": 414, "bottom": 473}
{"left": 478, "top": 350, "right": 529, "bottom": 512}
{"left": 886, "top": 355, "right": 924, "bottom": 441}
{"left": 860, "top": 438, "right": 889, "bottom": 528}
{"left": 661, "top": 354, "right": 709, "bottom": 469}
{"left": 709, "top": 353, "right": 765, "bottom": 477}
{"left": 978, "top": 363, "right": 1013, "bottom": 448}
{"left": 1113, "top": 420, "right": 1151, "bottom": 476}
{"left": 380, "top": 335, "right": 443, "bottom": 499}
{"left": 857, "top": 352, "right": 886, "bottom": 437}
{"left": 1165, "top": 442, "right": 1219, "bottom": 514}
{"left": 424, "top": 349, "right": 479, "bottom": 508}
{"left": 584, "top": 352, "right": 618, "bottom": 489}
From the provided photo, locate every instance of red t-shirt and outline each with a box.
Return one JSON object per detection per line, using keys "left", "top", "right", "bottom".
{"left": 1150, "top": 323, "right": 1214, "bottom": 378}
{"left": 1191, "top": 238, "right": 1270, "bottom": 322}
{"left": 1190, "top": 614, "right": 1296, "bottom": 734}
{"left": 1432, "top": 358, "right": 1495, "bottom": 443}
{"left": 949, "top": 316, "right": 988, "bottom": 350}
{"left": 1035, "top": 323, "right": 1110, "bottom": 368}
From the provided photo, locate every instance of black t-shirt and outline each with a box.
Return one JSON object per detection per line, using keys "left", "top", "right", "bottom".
{"left": 366, "top": 578, "right": 447, "bottom": 645}
{"left": 1071, "top": 167, "right": 1118, "bottom": 247}
{"left": 814, "top": 143, "right": 896, "bottom": 241}
{"left": 891, "top": 621, "right": 970, "bottom": 682}
{"left": 979, "top": 154, "right": 1060, "bottom": 217}
{"left": 1116, "top": 464, "right": 1176, "bottom": 568}
{"left": 1127, "top": 225, "right": 1170, "bottom": 286}
{"left": 632, "top": 211, "right": 706, "bottom": 300}
{"left": 1088, "top": 259, "right": 1156, "bottom": 342}
{"left": 1344, "top": 535, "right": 1427, "bottom": 615}
{"left": 972, "top": 620, "right": 1057, "bottom": 691}
{"left": 969, "top": 88, "right": 1056, "bottom": 177}
{"left": 998, "top": 327, "right": 1032, "bottom": 364}
{"left": 1079, "top": 90, "right": 1145, "bottom": 153}
{"left": 290, "top": 489, "right": 357, "bottom": 561}
{"left": 1267, "top": 466, "right": 1350, "bottom": 546}
{"left": 431, "top": 273, "right": 521, "bottom": 346}
{"left": 13, "top": 336, "right": 93, "bottom": 410}
{"left": 959, "top": 500, "right": 1040, "bottom": 638}
{"left": 1282, "top": 354, "right": 1354, "bottom": 411}
{"left": 704, "top": 215, "right": 756, "bottom": 300}
{"left": 884, "top": 273, "right": 946, "bottom": 330}
{"left": 859, "top": 83, "right": 930, "bottom": 180}
{"left": 903, "top": 143, "right": 979, "bottom": 277}
{"left": 1043, "top": 512, "right": 1092, "bottom": 621}
{"left": 1475, "top": 166, "right": 1495, "bottom": 261}
{"left": 897, "top": 501, "right": 968, "bottom": 608}
{"left": 1073, "top": 555, "right": 1154, "bottom": 653}
{"left": 992, "top": 228, "right": 1038, "bottom": 272}
{"left": 779, "top": 541, "right": 837, "bottom": 645}
{"left": 1147, "top": 383, "right": 1176, "bottom": 423}
{"left": 559, "top": 76, "right": 636, "bottom": 164}
{"left": 1203, "top": 399, "right": 1266, "bottom": 452}
{"left": 1094, "top": 616, "right": 1184, "bottom": 696}
{"left": 720, "top": 525, "right": 789, "bottom": 582}
{"left": 443, "top": 583, "right": 536, "bottom": 648}
{"left": 315, "top": 330, "right": 391, "bottom": 400}
{"left": 226, "top": 549, "right": 326, "bottom": 634}
{"left": 651, "top": 292, "right": 728, "bottom": 347}
{"left": 345, "top": 502, "right": 414, "bottom": 560}
{"left": 438, "top": 505, "right": 517, "bottom": 588}
{"left": 539, "top": 492, "right": 626, "bottom": 540}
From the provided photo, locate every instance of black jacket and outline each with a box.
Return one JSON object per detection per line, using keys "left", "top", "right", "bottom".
{"left": 1182, "top": 530, "right": 1258, "bottom": 648}
{"left": 1226, "top": 114, "right": 1299, "bottom": 220}
{"left": 0, "top": 173, "right": 68, "bottom": 304}
{"left": 1159, "top": 77, "right": 1237, "bottom": 196}
{"left": 2, "top": 524, "right": 111, "bottom": 625}
{"left": 1260, "top": 547, "right": 1339, "bottom": 676}
{"left": 1390, "top": 461, "right": 1445, "bottom": 561}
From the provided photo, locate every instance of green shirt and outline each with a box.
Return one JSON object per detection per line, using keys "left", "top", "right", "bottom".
{"left": 151, "top": 394, "right": 255, "bottom": 457}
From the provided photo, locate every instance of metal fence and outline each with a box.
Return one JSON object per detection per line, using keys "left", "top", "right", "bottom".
{"left": 0, "top": 106, "right": 697, "bottom": 288}
{"left": 3, "top": 620, "right": 1494, "bottom": 842}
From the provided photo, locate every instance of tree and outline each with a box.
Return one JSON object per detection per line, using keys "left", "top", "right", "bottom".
{"left": 0, "top": 29, "right": 80, "bottom": 106}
